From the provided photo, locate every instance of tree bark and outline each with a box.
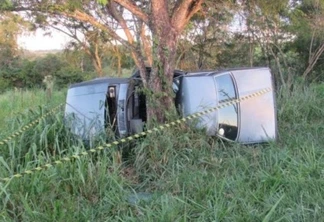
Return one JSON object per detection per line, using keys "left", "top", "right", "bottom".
{"left": 143, "top": 0, "right": 176, "bottom": 123}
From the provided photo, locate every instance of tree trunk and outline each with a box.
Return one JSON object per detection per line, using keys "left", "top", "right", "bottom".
{"left": 112, "top": 45, "right": 122, "bottom": 76}
{"left": 92, "top": 55, "right": 103, "bottom": 77}
{"left": 93, "top": 41, "right": 103, "bottom": 77}
{"left": 143, "top": 0, "right": 179, "bottom": 123}
{"left": 145, "top": 37, "right": 178, "bottom": 123}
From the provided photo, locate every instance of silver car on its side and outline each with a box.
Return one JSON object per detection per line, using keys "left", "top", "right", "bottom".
{"left": 64, "top": 67, "right": 277, "bottom": 144}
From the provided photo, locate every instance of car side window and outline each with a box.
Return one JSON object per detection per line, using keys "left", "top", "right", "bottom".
{"left": 214, "top": 74, "right": 238, "bottom": 140}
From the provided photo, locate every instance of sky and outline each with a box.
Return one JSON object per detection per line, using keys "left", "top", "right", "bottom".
{"left": 17, "top": 28, "right": 72, "bottom": 51}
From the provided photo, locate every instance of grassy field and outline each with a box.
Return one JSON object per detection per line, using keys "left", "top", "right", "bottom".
{"left": 0, "top": 83, "right": 323, "bottom": 221}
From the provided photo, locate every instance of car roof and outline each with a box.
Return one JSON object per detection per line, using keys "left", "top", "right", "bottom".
{"left": 131, "top": 67, "right": 186, "bottom": 79}
{"left": 69, "top": 77, "right": 130, "bottom": 89}
{"left": 68, "top": 67, "right": 186, "bottom": 89}
{"left": 185, "top": 67, "right": 269, "bottom": 77}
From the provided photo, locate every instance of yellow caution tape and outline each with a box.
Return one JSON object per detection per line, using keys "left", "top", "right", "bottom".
{"left": 0, "top": 88, "right": 271, "bottom": 182}
{"left": 0, "top": 104, "right": 64, "bottom": 146}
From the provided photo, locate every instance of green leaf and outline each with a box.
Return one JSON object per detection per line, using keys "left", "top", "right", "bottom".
{"left": 97, "top": 0, "right": 108, "bottom": 5}
{"left": 0, "top": 0, "right": 12, "bottom": 10}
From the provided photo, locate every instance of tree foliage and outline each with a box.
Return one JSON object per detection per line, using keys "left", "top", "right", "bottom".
{"left": 0, "top": 12, "right": 26, "bottom": 66}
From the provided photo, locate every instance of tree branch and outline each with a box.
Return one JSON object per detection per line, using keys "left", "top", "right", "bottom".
{"left": 105, "top": 1, "right": 147, "bottom": 85}
{"left": 171, "top": 0, "right": 203, "bottom": 33}
{"left": 140, "top": 23, "right": 152, "bottom": 66}
{"left": 106, "top": 1, "right": 134, "bottom": 44}
{"left": 50, "top": 24, "right": 86, "bottom": 52}
{"left": 61, "top": 9, "right": 134, "bottom": 51}
{"left": 309, "top": 30, "right": 315, "bottom": 64}
{"left": 303, "top": 42, "right": 324, "bottom": 78}
{"left": 113, "top": 0, "right": 148, "bottom": 24}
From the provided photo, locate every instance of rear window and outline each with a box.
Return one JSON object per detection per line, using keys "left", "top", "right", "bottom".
{"left": 214, "top": 74, "right": 238, "bottom": 140}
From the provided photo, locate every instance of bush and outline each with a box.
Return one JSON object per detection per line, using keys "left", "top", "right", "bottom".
{"left": 0, "top": 76, "right": 11, "bottom": 93}
{"left": 55, "top": 66, "right": 85, "bottom": 88}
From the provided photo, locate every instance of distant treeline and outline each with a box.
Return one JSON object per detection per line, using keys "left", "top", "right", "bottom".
{"left": 0, "top": 50, "right": 134, "bottom": 92}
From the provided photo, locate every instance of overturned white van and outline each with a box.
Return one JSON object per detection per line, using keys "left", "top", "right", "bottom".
{"left": 65, "top": 67, "right": 277, "bottom": 144}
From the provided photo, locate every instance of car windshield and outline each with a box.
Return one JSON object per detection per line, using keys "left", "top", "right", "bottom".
{"left": 214, "top": 74, "right": 238, "bottom": 140}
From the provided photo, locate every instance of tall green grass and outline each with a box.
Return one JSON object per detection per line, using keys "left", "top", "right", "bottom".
{"left": 0, "top": 83, "right": 323, "bottom": 221}
{"left": 0, "top": 89, "right": 65, "bottom": 133}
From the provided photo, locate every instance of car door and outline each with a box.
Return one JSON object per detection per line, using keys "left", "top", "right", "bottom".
{"left": 178, "top": 74, "right": 218, "bottom": 135}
